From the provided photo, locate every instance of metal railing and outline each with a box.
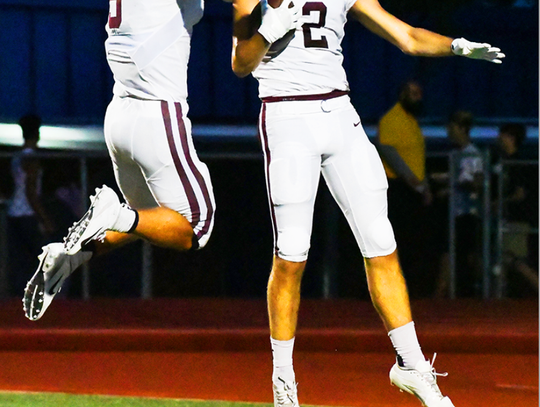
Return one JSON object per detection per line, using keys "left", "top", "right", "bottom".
{"left": 0, "top": 149, "right": 263, "bottom": 300}
{"left": 0, "top": 149, "right": 537, "bottom": 300}
{"left": 446, "top": 149, "right": 492, "bottom": 299}
{"left": 0, "top": 151, "right": 107, "bottom": 300}
{"left": 429, "top": 150, "right": 538, "bottom": 299}
{"left": 493, "top": 159, "right": 539, "bottom": 298}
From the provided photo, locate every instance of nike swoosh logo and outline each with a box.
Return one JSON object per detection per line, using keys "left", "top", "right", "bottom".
{"left": 353, "top": 121, "right": 361, "bottom": 127}
{"left": 47, "top": 267, "right": 65, "bottom": 296}
{"left": 48, "top": 277, "right": 62, "bottom": 296}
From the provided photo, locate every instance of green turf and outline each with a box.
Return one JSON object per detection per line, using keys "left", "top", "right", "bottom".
{"left": 0, "top": 393, "right": 271, "bottom": 407}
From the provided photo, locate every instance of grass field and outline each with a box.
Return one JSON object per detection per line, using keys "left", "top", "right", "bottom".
{"left": 0, "top": 393, "right": 275, "bottom": 407}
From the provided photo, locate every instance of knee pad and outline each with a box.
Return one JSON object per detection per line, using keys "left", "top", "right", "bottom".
{"left": 277, "top": 227, "right": 311, "bottom": 262}
{"left": 363, "top": 216, "right": 396, "bottom": 258}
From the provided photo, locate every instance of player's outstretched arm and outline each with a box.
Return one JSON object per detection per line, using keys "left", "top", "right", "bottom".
{"left": 350, "top": 0, "right": 504, "bottom": 63}
{"left": 450, "top": 37, "right": 505, "bottom": 64}
{"left": 231, "top": 0, "right": 300, "bottom": 77}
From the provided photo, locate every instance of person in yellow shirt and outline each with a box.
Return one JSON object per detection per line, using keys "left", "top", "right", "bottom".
{"left": 378, "top": 81, "right": 430, "bottom": 198}
{"left": 377, "top": 81, "right": 433, "bottom": 297}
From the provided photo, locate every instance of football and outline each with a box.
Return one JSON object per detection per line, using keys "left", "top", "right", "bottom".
{"left": 263, "top": 28, "right": 295, "bottom": 62}
{"left": 267, "top": 0, "right": 284, "bottom": 7}
{"left": 252, "top": 1, "right": 296, "bottom": 61}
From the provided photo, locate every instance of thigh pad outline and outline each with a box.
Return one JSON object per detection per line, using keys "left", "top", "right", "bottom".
{"left": 269, "top": 142, "right": 319, "bottom": 205}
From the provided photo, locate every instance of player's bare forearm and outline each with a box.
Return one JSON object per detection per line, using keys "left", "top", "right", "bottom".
{"left": 377, "top": 144, "right": 419, "bottom": 184}
{"left": 351, "top": 0, "right": 453, "bottom": 57}
{"left": 232, "top": 35, "right": 270, "bottom": 77}
{"left": 405, "top": 28, "right": 453, "bottom": 57}
{"left": 231, "top": 0, "right": 269, "bottom": 77}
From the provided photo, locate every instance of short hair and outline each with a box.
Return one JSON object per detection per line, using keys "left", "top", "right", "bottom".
{"left": 18, "top": 114, "right": 41, "bottom": 140}
{"left": 499, "top": 123, "right": 526, "bottom": 148}
{"left": 448, "top": 110, "right": 474, "bottom": 133}
{"left": 398, "top": 80, "right": 421, "bottom": 97}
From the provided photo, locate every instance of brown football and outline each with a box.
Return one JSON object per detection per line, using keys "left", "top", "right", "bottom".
{"left": 263, "top": 29, "right": 295, "bottom": 61}
{"left": 267, "top": 0, "right": 284, "bottom": 7}
{"left": 251, "top": 1, "right": 296, "bottom": 61}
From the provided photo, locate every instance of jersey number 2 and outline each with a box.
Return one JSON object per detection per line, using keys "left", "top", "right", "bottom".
{"left": 109, "top": 0, "right": 122, "bottom": 29}
{"left": 302, "top": 2, "right": 328, "bottom": 49}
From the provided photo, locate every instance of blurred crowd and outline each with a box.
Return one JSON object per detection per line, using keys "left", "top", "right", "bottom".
{"left": 0, "top": 105, "right": 537, "bottom": 300}
{"left": 377, "top": 81, "right": 538, "bottom": 299}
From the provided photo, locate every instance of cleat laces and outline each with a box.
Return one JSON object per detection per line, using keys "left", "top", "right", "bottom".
{"left": 418, "top": 353, "right": 448, "bottom": 399}
{"left": 274, "top": 378, "right": 298, "bottom": 407}
{"left": 63, "top": 188, "right": 108, "bottom": 251}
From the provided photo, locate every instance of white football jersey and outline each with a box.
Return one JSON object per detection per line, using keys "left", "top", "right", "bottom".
{"left": 105, "top": 0, "right": 204, "bottom": 101}
{"left": 253, "top": 0, "right": 357, "bottom": 98}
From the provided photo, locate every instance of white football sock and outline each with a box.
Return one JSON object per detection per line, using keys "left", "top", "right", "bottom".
{"left": 111, "top": 204, "right": 138, "bottom": 233}
{"left": 271, "top": 337, "right": 296, "bottom": 384}
{"left": 388, "top": 321, "right": 426, "bottom": 369}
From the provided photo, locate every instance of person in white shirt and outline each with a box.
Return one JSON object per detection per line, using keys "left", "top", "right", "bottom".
{"left": 229, "top": 1, "right": 504, "bottom": 406}
{"left": 23, "top": 0, "right": 215, "bottom": 322}
{"left": 433, "top": 110, "right": 484, "bottom": 298}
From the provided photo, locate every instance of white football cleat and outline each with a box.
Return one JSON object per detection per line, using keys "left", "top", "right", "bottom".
{"left": 63, "top": 185, "right": 122, "bottom": 255}
{"left": 390, "top": 354, "right": 454, "bottom": 407}
{"left": 273, "top": 377, "right": 299, "bottom": 407}
{"left": 23, "top": 243, "right": 91, "bottom": 321}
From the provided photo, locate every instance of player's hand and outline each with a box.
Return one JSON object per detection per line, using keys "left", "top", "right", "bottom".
{"left": 421, "top": 188, "right": 433, "bottom": 206}
{"left": 258, "top": 0, "right": 301, "bottom": 44}
{"left": 414, "top": 183, "right": 432, "bottom": 206}
{"left": 451, "top": 37, "right": 505, "bottom": 64}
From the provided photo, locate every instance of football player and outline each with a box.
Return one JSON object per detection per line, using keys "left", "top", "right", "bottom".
{"left": 23, "top": 0, "right": 215, "bottom": 321}
{"left": 229, "top": 0, "right": 504, "bottom": 406}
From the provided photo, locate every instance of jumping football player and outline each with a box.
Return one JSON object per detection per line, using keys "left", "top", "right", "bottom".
{"left": 229, "top": 0, "right": 504, "bottom": 406}
{"left": 23, "top": 0, "right": 215, "bottom": 321}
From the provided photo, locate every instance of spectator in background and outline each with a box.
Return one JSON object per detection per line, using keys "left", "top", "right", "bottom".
{"left": 7, "top": 114, "right": 56, "bottom": 296}
{"left": 492, "top": 123, "right": 538, "bottom": 296}
{"left": 377, "top": 80, "right": 433, "bottom": 296}
{"left": 433, "top": 111, "right": 484, "bottom": 298}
